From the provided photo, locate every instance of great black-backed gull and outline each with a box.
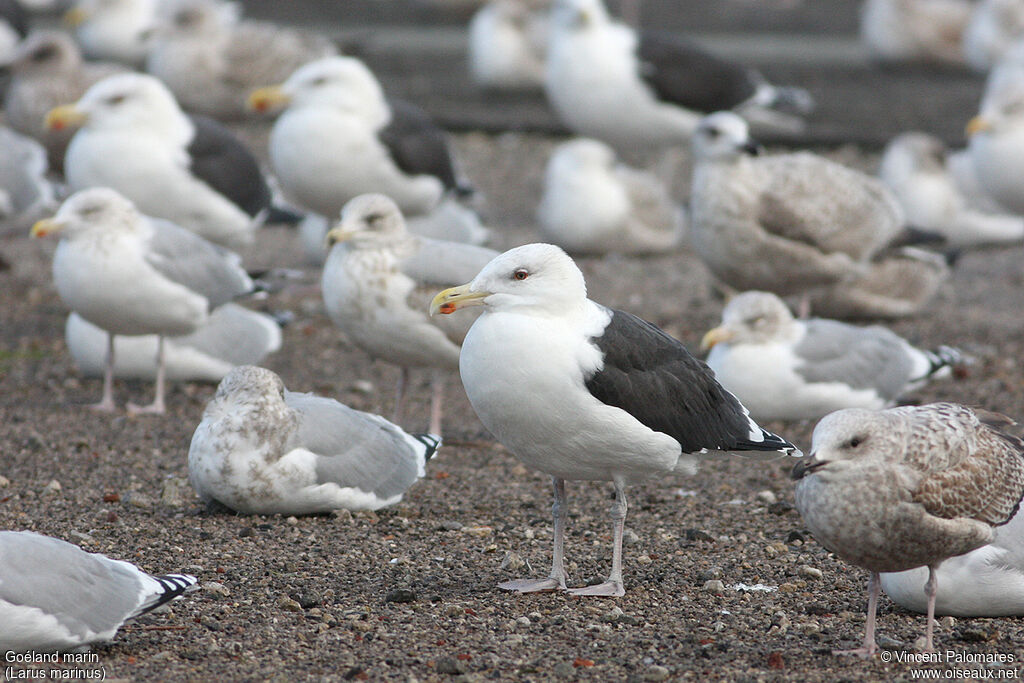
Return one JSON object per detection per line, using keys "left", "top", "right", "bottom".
{"left": 431, "top": 243, "right": 799, "bottom": 596}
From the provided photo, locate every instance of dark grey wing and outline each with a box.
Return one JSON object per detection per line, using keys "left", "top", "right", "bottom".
{"left": 636, "top": 31, "right": 759, "bottom": 113}
{"left": 186, "top": 114, "right": 271, "bottom": 217}
{"left": 795, "top": 320, "right": 915, "bottom": 400}
{"left": 585, "top": 308, "right": 796, "bottom": 455}
{"left": 379, "top": 97, "right": 468, "bottom": 193}
{"left": 144, "top": 218, "right": 253, "bottom": 307}
{"left": 0, "top": 0, "right": 28, "bottom": 38}
{"left": 0, "top": 531, "right": 150, "bottom": 641}
{"left": 286, "top": 391, "right": 426, "bottom": 502}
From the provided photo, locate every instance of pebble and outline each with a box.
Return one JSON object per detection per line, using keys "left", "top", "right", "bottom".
{"left": 645, "top": 665, "right": 670, "bottom": 682}
{"left": 350, "top": 380, "right": 375, "bottom": 395}
{"left": 127, "top": 492, "right": 153, "bottom": 509}
{"left": 515, "top": 616, "right": 531, "bottom": 627}
{"left": 500, "top": 552, "right": 525, "bottom": 571}
{"left": 797, "top": 621, "right": 821, "bottom": 635}
{"left": 277, "top": 596, "right": 302, "bottom": 612}
{"left": 623, "top": 528, "right": 641, "bottom": 545}
{"left": 160, "top": 477, "right": 190, "bottom": 507}
{"left": 798, "top": 565, "right": 823, "bottom": 580}
{"left": 767, "top": 611, "right": 790, "bottom": 636}
{"left": 552, "top": 662, "right": 575, "bottom": 678}
{"left": 636, "top": 554, "right": 653, "bottom": 565}
{"left": 460, "top": 525, "right": 493, "bottom": 537}
{"left": 204, "top": 582, "right": 230, "bottom": 597}
{"left": 939, "top": 616, "right": 956, "bottom": 629}
{"left": 435, "top": 657, "right": 466, "bottom": 675}
{"left": 439, "top": 520, "right": 464, "bottom": 531}
{"left": 385, "top": 588, "right": 417, "bottom": 603}
{"left": 702, "top": 580, "right": 725, "bottom": 593}
{"left": 0, "top": 475, "right": 9, "bottom": 487}
{"left": 43, "top": 479, "right": 61, "bottom": 495}
{"left": 331, "top": 509, "right": 354, "bottom": 524}
{"left": 756, "top": 490, "right": 777, "bottom": 504}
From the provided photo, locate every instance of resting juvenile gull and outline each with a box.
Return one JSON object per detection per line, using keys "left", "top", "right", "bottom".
{"left": 64, "top": 0, "right": 157, "bottom": 67}
{"left": 544, "top": 0, "right": 813, "bottom": 152}
{"left": 66, "top": 303, "right": 281, "bottom": 383}
{"left": 963, "top": 0, "right": 1024, "bottom": 72}
{"left": 47, "top": 72, "right": 288, "bottom": 249}
{"left": 0, "top": 126, "right": 55, "bottom": 236}
{"left": 880, "top": 131, "right": 1024, "bottom": 247}
{"left": 690, "top": 111, "right": 949, "bottom": 318}
{"left": 467, "top": 0, "right": 549, "bottom": 91}
{"left": 189, "top": 365, "right": 441, "bottom": 515}
{"left": 537, "top": 137, "right": 685, "bottom": 255}
{"left": 880, "top": 505, "right": 1024, "bottom": 616}
{"left": 2, "top": 31, "right": 127, "bottom": 170}
{"left": 323, "top": 194, "right": 497, "bottom": 435}
{"left": 793, "top": 403, "right": 1024, "bottom": 655}
{"left": 431, "top": 243, "right": 799, "bottom": 596}
{"left": 31, "top": 187, "right": 254, "bottom": 413}
{"left": 701, "top": 291, "right": 962, "bottom": 422}
{"left": 860, "top": 0, "right": 971, "bottom": 66}
{"left": 146, "top": 0, "right": 336, "bottom": 120}
{"left": 248, "top": 56, "right": 472, "bottom": 220}
{"left": 966, "top": 75, "right": 1024, "bottom": 215}
{"left": 0, "top": 530, "right": 197, "bottom": 653}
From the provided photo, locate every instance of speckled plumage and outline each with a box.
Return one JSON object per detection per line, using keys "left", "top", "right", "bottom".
{"left": 793, "top": 402, "right": 1024, "bottom": 654}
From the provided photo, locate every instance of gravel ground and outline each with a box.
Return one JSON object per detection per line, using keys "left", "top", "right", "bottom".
{"left": 3, "top": 124, "right": 1024, "bottom": 683}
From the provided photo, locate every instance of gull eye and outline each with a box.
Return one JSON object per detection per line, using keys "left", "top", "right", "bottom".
{"left": 311, "top": 76, "right": 328, "bottom": 87}
{"left": 31, "top": 46, "right": 57, "bottom": 62}
{"left": 847, "top": 436, "right": 863, "bottom": 449}
{"left": 705, "top": 127, "right": 721, "bottom": 139}
{"left": 106, "top": 94, "right": 127, "bottom": 106}
{"left": 512, "top": 269, "right": 529, "bottom": 281}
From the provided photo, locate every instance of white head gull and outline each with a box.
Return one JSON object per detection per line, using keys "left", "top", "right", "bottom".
{"left": 31, "top": 187, "right": 254, "bottom": 413}
{"left": 0, "top": 530, "right": 197, "bottom": 652}
{"left": 793, "top": 403, "right": 1024, "bottom": 654}
{"left": 64, "top": 0, "right": 157, "bottom": 67}
{"left": 431, "top": 243, "right": 799, "bottom": 596}
{"left": 188, "top": 365, "right": 440, "bottom": 515}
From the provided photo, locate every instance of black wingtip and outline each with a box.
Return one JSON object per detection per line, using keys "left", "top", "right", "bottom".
{"left": 135, "top": 574, "right": 199, "bottom": 618}
{"left": 412, "top": 434, "right": 442, "bottom": 461}
{"left": 265, "top": 205, "right": 305, "bottom": 226}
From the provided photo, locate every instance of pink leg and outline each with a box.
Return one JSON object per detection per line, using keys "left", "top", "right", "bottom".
{"left": 569, "top": 478, "right": 627, "bottom": 597}
{"left": 429, "top": 370, "right": 444, "bottom": 437}
{"left": 91, "top": 332, "right": 117, "bottom": 412}
{"left": 834, "top": 572, "right": 880, "bottom": 656}
{"left": 499, "top": 477, "right": 569, "bottom": 593}
{"left": 128, "top": 336, "right": 166, "bottom": 415}
{"left": 924, "top": 565, "right": 938, "bottom": 652}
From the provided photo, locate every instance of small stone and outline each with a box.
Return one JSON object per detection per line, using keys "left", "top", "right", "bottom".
{"left": 601, "top": 607, "right": 624, "bottom": 623}
{"left": 291, "top": 592, "right": 321, "bottom": 609}
{"left": 204, "top": 582, "right": 230, "bottom": 597}
{"left": 798, "top": 566, "right": 823, "bottom": 580}
{"left": 682, "top": 528, "right": 716, "bottom": 542}
{"left": 0, "top": 475, "right": 9, "bottom": 487}
{"left": 350, "top": 380, "right": 375, "bottom": 395}
{"left": 384, "top": 588, "right": 416, "bottom": 603}
{"left": 767, "top": 611, "right": 791, "bottom": 636}
{"left": 515, "top": 616, "right": 531, "bottom": 627}
{"left": 702, "top": 580, "right": 725, "bottom": 593}
{"left": 786, "top": 530, "right": 805, "bottom": 545}
{"left": 286, "top": 516, "right": 299, "bottom": 525}
{"left": 636, "top": 554, "right": 653, "bottom": 565}
{"left": 767, "top": 502, "right": 794, "bottom": 515}
{"left": 439, "top": 520, "right": 464, "bottom": 531}
{"left": 435, "top": 657, "right": 466, "bottom": 675}
{"left": 552, "top": 662, "right": 575, "bottom": 678}
{"left": 278, "top": 596, "right": 302, "bottom": 612}
{"left": 238, "top": 527, "right": 254, "bottom": 538}
{"left": 160, "top": 477, "right": 190, "bottom": 507}
{"left": 460, "top": 525, "right": 493, "bottom": 537}
{"left": 756, "top": 490, "right": 777, "bottom": 504}
{"left": 644, "top": 665, "right": 670, "bottom": 682}
{"left": 43, "top": 479, "right": 61, "bottom": 495}
{"left": 127, "top": 492, "right": 153, "bottom": 509}
{"left": 622, "top": 528, "right": 641, "bottom": 545}
{"left": 500, "top": 552, "right": 525, "bottom": 571}
{"left": 797, "top": 621, "right": 821, "bottom": 635}
{"left": 877, "top": 634, "right": 903, "bottom": 648}
{"left": 332, "top": 509, "right": 354, "bottom": 524}
{"left": 939, "top": 616, "right": 956, "bottom": 629}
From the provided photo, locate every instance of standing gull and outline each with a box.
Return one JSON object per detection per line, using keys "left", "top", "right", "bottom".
{"left": 189, "top": 365, "right": 441, "bottom": 515}
{"left": 879, "top": 131, "right": 1024, "bottom": 247}
{"left": 64, "top": 0, "right": 156, "bottom": 67}
{"left": 793, "top": 403, "right": 1024, "bottom": 654}
{"left": 2, "top": 31, "right": 126, "bottom": 170}
{"left": 700, "top": 291, "right": 962, "bottom": 422}
{"left": 0, "top": 530, "right": 197, "bottom": 653}
{"left": 323, "top": 194, "right": 497, "bottom": 435}
{"left": 31, "top": 187, "right": 254, "bottom": 413}
{"left": 248, "top": 56, "right": 473, "bottom": 220}
{"left": 431, "top": 243, "right": 799, "bottom": 596}
{"left": 690, "top": 111, "right": 949, "bottom": 318}
{"left": 146, "top": 0, "right": 336, "bottom": 120}
{"left": 47, "top": 72, "right": 288, "bottom": 249}
{"left": 537, "top": 137, "right": 685, "bottom": 255}
{"left": 544, "top": 0, "right": 813, "bottom": 152}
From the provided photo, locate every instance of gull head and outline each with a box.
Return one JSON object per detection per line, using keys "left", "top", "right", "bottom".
{"left": 157, "top": 0, "right": 238, "bottom": 38}
{"left": 324, "top": 194, "right": 407, "bottom": 249}
{"left": 692, "top": 111, "right": 762, "bottom": 162}
{"left": 210, "top": 365, "right": 287, "bottom": 411}
{"left": 249, "top": 57, "right": 385, "bottom": 121}
{"left": 551, "top": 0, "right": 610, "bottom": 30}
{"left": 8, "top": 31, "right": 82, "bottom": 74}
{"left": 701, "top": 291, "right": 796, "bottom": 351}
{"left": 431, "top": 242, "right": 587, "bottom": 317}
{"left": 792, "top": 408, "right": 899, "bottom": 481}
{"left": 551, "top": 137, "right": 617, "bottom": 175}
{"left": 47, "top": 73, "right": 187, "bottom": 142}
{"left": 31, "top": 187, "right": 140, "bottom": 239}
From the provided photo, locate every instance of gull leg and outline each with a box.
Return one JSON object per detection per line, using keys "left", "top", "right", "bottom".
{"left": 429, "top": 370, "right": 444, "bottom": 436}
{"left": 91, "top": 332, "right": 117, "bottom": 412}
{"left": 923, "top": 565, "right": 938, "bottom": 652}
{"left": 835, "top": 571, "right": 880, "bottom": 656}
{"left": 569, "top": 478, "right": 627, "bottom": 597}
{"left": 393, "top": 366, "right": 409, "bottom": 424}
{"left": 499, "top": 477, "right": 569, "bottom": 593}
{"left": 128, "top": 336, "right": 167, "bottom": 415}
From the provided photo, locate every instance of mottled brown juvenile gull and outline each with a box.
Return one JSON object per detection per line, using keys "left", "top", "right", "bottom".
{"left": 860, "top": 0, "right": 971, "bottom": 66}
{"left": 322, "top": 193, "right": 497, "bottom": 435}
{"left": 701, "top": 291, "right": 962, "bottom": 422}
{"left": 188, "top": 366, "right": 440, "bottom": 515}
{"left": 248, "top": 56, "right": 472, "bottom": 220}
{"left": 537, "top": 137, "right": 685, "bottom": 255}
{"left": 0, "top": 530, "right": 197, "bottom": 653}
{"left": 793, "top": 403, "right": 1024, "bottom": 654}
{"left": 64, "top": 0, "right": 157, "bottom": 66}
{"left": 47, "top": 73, "right": 290, "bottom": 248}
{"left": 880, "top": 131, "right": 1024, "bottom": 247}
{"left": 468, "top": 0, "right": 549, "bottom": 91}
{"left": 431, "top": 243, "right": 800, "bottom": 596}
{"left": 66, "top": 303, "right": 281, "bottom": 383}
{"left": 0, "top": 126, "right": 55, "bottom": 236}
{"left": 146, "top": 0, "right": 336, "bottom": 120}
{"left": 690, "top": 111, "right": 949, "bottom": 318}
{"left": 544, "top": 0, "right": 813, "bottom": 153}
{"left": 31, "top": 187, "right": 253, "bottom": 413}
{"left": 2, "top": 31, "right": 127, "bottom": 169}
